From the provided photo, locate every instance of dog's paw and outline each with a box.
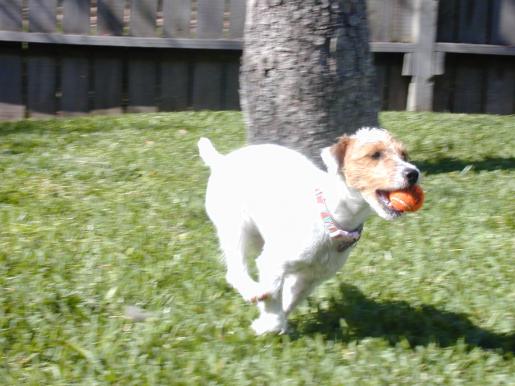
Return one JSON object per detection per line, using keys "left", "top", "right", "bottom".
{"left": 248, "top": 292, "right": 270, "bottom": 304}
{"left": 251, "top": 315, "right": 287, "bottom": 335}
{"left": 240, "top": 282, "right": 272, "bottom": 303}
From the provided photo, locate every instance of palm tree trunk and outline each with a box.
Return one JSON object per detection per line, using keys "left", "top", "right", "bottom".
{"left": 241, "top": 0, "right": 379, "bottom": 166}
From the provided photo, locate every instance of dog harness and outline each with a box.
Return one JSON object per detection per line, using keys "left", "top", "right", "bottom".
{"left": 315, "top": 188, "right": 363, "bottom": 252}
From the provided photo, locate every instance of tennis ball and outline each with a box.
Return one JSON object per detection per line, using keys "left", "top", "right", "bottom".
{"left": 388, "top": 185, "right": 424, "bottom": 212}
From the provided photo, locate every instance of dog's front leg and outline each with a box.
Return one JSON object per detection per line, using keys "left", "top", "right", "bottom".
{"left": 252, "top": 295, "right": 287, "bottom": 335}
{"left": 282, "top": 274, "right": 316, "bottom": 316}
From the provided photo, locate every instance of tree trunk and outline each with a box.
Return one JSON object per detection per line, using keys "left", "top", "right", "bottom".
{"left": 241, "top": 0, "right": 379, "bottom": 167}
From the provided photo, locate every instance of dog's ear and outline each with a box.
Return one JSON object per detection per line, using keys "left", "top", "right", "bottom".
{"left": 321, "top": 135, "right": 350, "bottom": 174}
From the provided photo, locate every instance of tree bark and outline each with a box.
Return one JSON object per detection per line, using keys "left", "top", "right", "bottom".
{"left": 241, "top": 0, "right": 379, "bottom": 167}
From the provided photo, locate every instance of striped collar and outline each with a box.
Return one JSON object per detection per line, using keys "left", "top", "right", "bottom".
{"left": 315, "top": 188, "right": 363, "bottom": 252}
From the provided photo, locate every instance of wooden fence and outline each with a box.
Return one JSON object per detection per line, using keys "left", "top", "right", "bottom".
{"left": 0, "top": 0, "right": 514, "bottom": 120}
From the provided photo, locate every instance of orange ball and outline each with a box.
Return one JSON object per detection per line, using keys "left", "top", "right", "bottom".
{"left": 388, "top": 185, "right": 424, "bottom": 212}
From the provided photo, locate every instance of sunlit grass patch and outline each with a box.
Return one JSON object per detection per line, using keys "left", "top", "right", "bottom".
{"left": 1, "top": 112, "right": 514, "bottom": 384}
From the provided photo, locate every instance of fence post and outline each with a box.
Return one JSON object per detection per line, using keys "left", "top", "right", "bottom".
{"left": 404, "top": 0, "right": 441, "bottom": 111}
{"left": 0, "top": 0, "right": 24, "bottom": 120}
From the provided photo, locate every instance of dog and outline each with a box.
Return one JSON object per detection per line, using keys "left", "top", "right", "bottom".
{"left": 198, "top": 128, "right": 420, "bottom": 334}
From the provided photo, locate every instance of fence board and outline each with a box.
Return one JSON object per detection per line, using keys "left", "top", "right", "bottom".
{"left": 0, "top": 0, "right": 25, "bottom": 120}
{"left": 130, "top": 0, "right": 158, "bottom": 37}
{"left": 367, "top": 0, "right": 415, "bottom": 43}
{"left": 491, "top": 0, "right": 515, "bottom": 45}
{"left": 27, "top": 52, "right": 56, "bottom": 118}
{"left": 433, "top": 56, "right": 454, "bottom": 112}
{"left": 374, "top": 56, "right": 387, "bottom": 107}
{"left": 458, "top": 0, "right": 488, "bottom": 44}
{"left": 196, "top": 0, "right": 225, "bottom": 39}
{"left": 229, "top": 0, "right": 246, "bottom": 39}
{"left": 0, "top": 0, "right": 23, "bottom": 31}
{"left": 160, "top": 59, "right": 190, "bottom": 110}
{"left": 26, "top": 1, "right": 57, "bottom": 117}
{"left": 437, "top": 0, "right": 457, "bottom": 42}
{"left": 367, "top": 0, "right": 388, "bottom": 41}
{"left": 97, "top": 0, "right": 125, "bottom": 36}
{"left": 128, "top": 56, "right": 157, "bottom": 113}
{"left": 485, "top": 60, "right": 514, "bottom": 114}
{"left": 0, "top": 47, "right": 24, "bottom": 120}
{"left": 61, "top": 52, "right": 90, "bottom": 116}
{"left": 0, "top": 31, "right": 243, "bottom": 50}
{"left": 92, "top": 54, "right": 123, "bottom": 115}
{"left": 224, "top": 61, "right": 240, "bottom": 109}
{"left": 453, "top": 60, "right": 483, "bottom": 113}
{"left": 163, "top": 0, "right": 192, "bottom": 38}
{"left": 192, "top": 61, "right": 223, "bottom": 109}
{"left": 28, "top": 0, "right": 57, "bottom": 33}
{"left": 63, "top": 0, "right": 91, "bottom": 34}
{"left": 61, "top": 2, "right": 91, "bottom": 116}
{"left": 387, "top": 56, "right": 409, "bottom": 110}
{"left": 391, "top": 0, "right": 414, "bottom": 43}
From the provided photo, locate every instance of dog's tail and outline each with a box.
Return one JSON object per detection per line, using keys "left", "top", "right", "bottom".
{"left": 198, "top": 137, "right": 223, "bottom": 168}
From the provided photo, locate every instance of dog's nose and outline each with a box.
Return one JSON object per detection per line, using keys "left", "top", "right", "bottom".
{"left": 404, "top": 168, "right": 419, "bottom": 186}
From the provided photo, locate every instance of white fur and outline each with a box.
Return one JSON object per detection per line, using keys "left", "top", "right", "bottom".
{"left": 353, "top": 127, "right": 391, "bottom": 144}
{"left": 198, "top": 136, "right": 398, "bottom": 334}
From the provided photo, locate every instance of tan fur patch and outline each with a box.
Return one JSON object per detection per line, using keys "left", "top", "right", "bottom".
{"left": 336, "top": 130, "right": 410, "bottom": 194}
{"left": 330, "top": 135, "right": 351, "bottom": 168}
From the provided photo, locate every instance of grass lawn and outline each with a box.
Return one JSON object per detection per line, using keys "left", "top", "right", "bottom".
{"left": 1, "top": 111, "right": 514, "bottom": 385}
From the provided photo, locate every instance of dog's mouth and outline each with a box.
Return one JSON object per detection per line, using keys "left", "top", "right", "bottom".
{"left": 376, "top": 190, "right": 404, "bottom": 218}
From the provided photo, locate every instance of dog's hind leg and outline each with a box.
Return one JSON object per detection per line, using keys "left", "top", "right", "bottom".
{"left": 217, "top": 221, "right": 264, "bottom": 303}
{"left": 219, "top": 228, "right": 287, "bottom": 334}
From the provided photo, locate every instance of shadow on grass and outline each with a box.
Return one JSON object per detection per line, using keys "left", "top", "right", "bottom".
{"left": 416, "top": 157, "right": 515, "bottom": 175}
{"left": 292, "top": 284, "right": 514, "bottom": 356}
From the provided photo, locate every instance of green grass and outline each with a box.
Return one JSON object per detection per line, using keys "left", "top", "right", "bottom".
{"left": 1, "top": 111, "right": 514, "bottom": 385}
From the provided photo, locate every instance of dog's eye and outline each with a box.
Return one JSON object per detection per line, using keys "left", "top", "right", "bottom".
{"left": 370, "top": 151, "right": 382, "bottom": 160}
{"left": 401, "top": 152, "right": 409, "bottom": 161}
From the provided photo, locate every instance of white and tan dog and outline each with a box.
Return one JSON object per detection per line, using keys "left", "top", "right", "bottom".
{"left": 198, "top": 128, "right": 420, "bottom": 334}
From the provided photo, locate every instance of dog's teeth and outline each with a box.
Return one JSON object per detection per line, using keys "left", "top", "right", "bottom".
{"left": 377, "top": 190, "right": 402, "bottom": 215}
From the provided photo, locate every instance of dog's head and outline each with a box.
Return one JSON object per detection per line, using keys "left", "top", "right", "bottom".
{"left": 322, "top": 127, "right": 420, "bottom": 220}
